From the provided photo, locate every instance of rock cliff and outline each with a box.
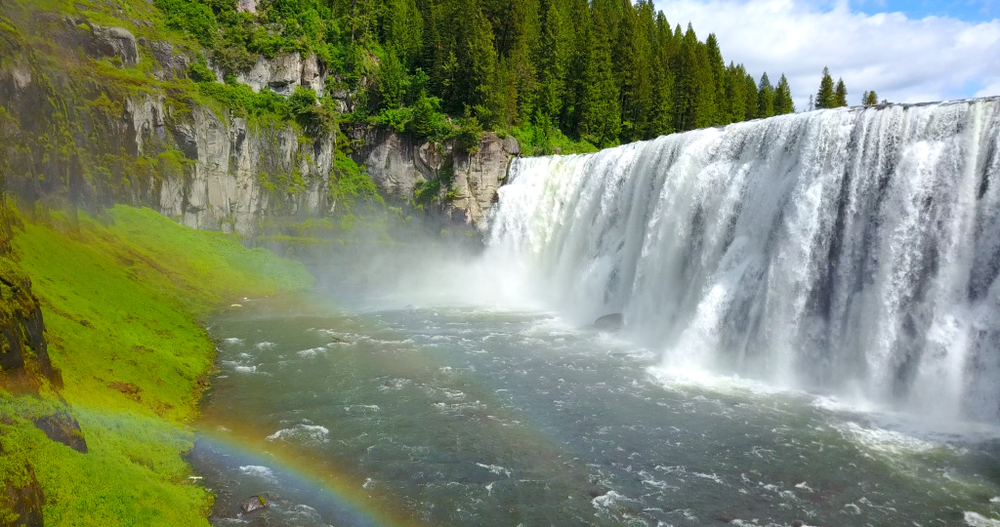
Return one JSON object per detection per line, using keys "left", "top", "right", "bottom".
{"left": 0, "top": 7, "right": 518, "bottom": 237}
{"left": 349, "top": 127, "right": 520, "bottom": 226}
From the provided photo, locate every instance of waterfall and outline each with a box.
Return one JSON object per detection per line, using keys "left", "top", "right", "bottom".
{"left": 486, "top": 99, "right": 1000, "bottom": 421}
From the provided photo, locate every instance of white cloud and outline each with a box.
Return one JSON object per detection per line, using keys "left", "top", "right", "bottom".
{"left": 653, "top": 0, "right": 1000, "bottom": 109}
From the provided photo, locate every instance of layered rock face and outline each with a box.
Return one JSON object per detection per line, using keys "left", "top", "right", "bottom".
{"left": 350, "top": 127, "right": 520, "bottom": 227}
{"left": 0, "top": 11, "right": 518, "bottom": 236}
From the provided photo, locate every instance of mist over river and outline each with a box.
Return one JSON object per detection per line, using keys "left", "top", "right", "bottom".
{"left": 191, "top": 100, "right": 1000, "bottom": 526}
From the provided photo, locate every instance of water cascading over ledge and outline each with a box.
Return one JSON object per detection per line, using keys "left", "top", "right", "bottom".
{"left": 487, "top": 98, "right": 1000, "bottom": 422}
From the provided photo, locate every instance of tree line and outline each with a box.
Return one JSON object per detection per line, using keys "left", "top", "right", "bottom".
{"left": 157, "top": 0, "right": 800, "bottom": 151}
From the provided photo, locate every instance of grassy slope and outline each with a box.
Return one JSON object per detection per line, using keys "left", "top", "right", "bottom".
{"left": 0, "top": 205, "right": 312, "bottom": 525}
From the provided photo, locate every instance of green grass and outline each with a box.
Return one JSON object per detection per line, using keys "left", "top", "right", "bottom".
{"left": 0, "top": 205, "right": 313, "bottom": 525}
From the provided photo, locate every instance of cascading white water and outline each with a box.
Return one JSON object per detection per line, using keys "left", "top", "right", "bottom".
{"left": 487, "top": 99, "right": 1000, "bottom": 421}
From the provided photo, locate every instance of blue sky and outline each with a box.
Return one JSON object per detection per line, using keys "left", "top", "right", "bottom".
{"left": 849, "top": 0, "right": 999, "bottom": 21}
{"left": 653, "top": 0, "right": 1000, "bottom": 108}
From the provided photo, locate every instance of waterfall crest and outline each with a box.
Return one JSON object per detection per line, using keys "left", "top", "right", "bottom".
{"left": 487, "top": 99, "right": 1000, "bottom": 421}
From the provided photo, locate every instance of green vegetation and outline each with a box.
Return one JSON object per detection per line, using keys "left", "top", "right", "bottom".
{"left": 0, "top": 205, "right": 312, "bottom": 525}
{"left": 815, "top": 66, "right": 850, "bottom": 109}
{"left": 137, "top": 0, "right": 801, "bottom": 152}
{"left": 862, "top": 90, "right": 879, "bottom": 106}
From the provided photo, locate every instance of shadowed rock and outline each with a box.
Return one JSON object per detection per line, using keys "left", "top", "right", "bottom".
{"left": 3, "top": 462, "right": 44, "bottom": 527}
{"left": 594, "top": 313, "right": 623, "bottom": 331}
{"left": 241, "top": 495, "right": 269, "bottom": 514}
{"left": 31, "top": 409, "right": 87, "bottom": 453}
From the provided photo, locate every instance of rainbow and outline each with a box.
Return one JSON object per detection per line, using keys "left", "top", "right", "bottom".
{"left": 193, "top": 415, "right": 426, "bottom": 527}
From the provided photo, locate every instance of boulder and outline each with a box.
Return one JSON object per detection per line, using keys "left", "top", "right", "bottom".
{"left": 594, "top": 313, "right": 624, "bottom": 331}
{"left": 31, "top": 409, "right": 88, "bottom": 453}
{"left": 241, "top": 495, "right": 269, "bottom": 514}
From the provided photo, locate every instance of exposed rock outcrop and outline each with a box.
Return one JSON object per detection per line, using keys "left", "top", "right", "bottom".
{"left": 349, "top": 127, "right": 519, "bottom": 227}
{"left": 451, "top": 134, "right": 520, "bottom": 226}
{"left": 89, "top": 25, "right": 138, "bottom": 67}
{"left": 2, "top": 462, "right": 44, "bottom": 527}
{"left": 219, "top": 52, "right": 326, "bottom": 97}
{"left": 0, "top": 261, "right": 59, "bottom": 392}
{"left": 31, "top": 410, "right": 88, "bottom": 453}
{"left": 0, "top": 11, "right": 518, "bottom": 237}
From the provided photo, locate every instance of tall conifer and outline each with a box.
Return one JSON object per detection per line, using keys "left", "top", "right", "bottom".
{"left": 757, "top": 72, "right": 774, "bottom": 118}
{"left": 705, "top": 34, "right": 727, "bottom": 125}
{"left": 744, "top": 73, "right": 758, "bottom": 120}
{"left": 834, "top": 78, "right": 848, "bottom": 107}
{"left": 773, "top": 74, "right": 794, "bottom": 115}
{"left": 816, "top": 67, "right": 836, "bottom": 109}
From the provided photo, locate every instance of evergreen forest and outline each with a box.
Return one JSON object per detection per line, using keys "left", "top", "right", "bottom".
{"left": 155, "top": 0, "right": 803, "bottom": 153}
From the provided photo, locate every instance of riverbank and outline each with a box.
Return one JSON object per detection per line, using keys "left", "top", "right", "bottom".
{"left": 0, "top": 204, "right": 312, "bottom": 525}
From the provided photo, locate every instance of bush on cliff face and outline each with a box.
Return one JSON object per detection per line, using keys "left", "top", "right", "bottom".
{"left": 290, "top": 87, "right": 336, "bottom": 136}
{"left": 155, "top": 0, "right": 218, "bottom": 47}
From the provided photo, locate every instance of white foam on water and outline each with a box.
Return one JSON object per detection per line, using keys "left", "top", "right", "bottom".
{"left": 238, "top": 465, "right": 277, "bottom": 483}
{"left": 647, "top": 365, "right": 798, "bottom": 400}
{"left": 835, "top": 421, "right": 943, "bottom": 457}
{"left": 475, "top": 463, "right": 512, "bottom": 477}
{"left": 966, "top": 512, "right": 1000, "bottom": 526}
{"left": 266, "top": 424, "right": 330, "bottom": 445}
{"left": 591, "top": 490, "right": 632, "bottom": 515}
{"left": 296, "top": 347, "right": 327, "bottom": 358}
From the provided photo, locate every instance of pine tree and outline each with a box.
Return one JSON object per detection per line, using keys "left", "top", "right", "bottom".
{"left": 757, "top": 72, "right": 774, "bottom": 118}
{"left": 724, "top": 62, "right": 747, "bottom": 123}
{"left": 834, "top": 78, "right": 848, "bottom": 107}
{"left": 563, "top": 0, "right": 592, "bottom": 135}
{"left": 620, "top": 0, "right": 658, "bottom": 140}
{"left": 863, "top": 90, "right": 879, "bottom": 106}
{"left": 674, "top": 24, "right": 713, "bottom": 131}
{"left": 456, "top": 1, "right": 498, "bottom": 119}
{"left": 773, "top": 74, "right": 794, "bottom": 115}
{"left": 384, "top": 0, "right": 424, "bottom": 67}
{"left": 743, "top": 73, "right": 758, "bottom": 120}
{"left": 649, "top": 11, "right": 674, "bottom": 136}
{"left": 816, "top": 67, "right": 836, "bottom": 109}
{"left": 376, "top": 47, "right": 407, "bottom": 109}
{"left": 537, "top": 0, "right": 570, "bottom": 123}
{"left": 705, "top": 33, "right": 727, "bottom": 125}
{"left": 579, "top": 6, "right": 620, "bottom": 146}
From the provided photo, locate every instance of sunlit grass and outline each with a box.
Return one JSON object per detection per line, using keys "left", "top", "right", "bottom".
{"left": 0, "top": 205, "right": 312, "bottom": 524}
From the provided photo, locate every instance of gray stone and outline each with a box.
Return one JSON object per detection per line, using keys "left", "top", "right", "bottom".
{"left": 594, "top": 313, "right": 624, "bottom": 331}
{"left": 90, "top": 25, "right": 138, "bottom": 67}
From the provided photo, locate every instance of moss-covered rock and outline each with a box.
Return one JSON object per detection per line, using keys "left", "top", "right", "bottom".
{"left": 2, "top": 461, "right": 43, "bottom": 527}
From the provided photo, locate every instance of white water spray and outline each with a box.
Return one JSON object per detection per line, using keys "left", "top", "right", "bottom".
{"left": 487, "top": 99, "right": 1000, "bottom": 421}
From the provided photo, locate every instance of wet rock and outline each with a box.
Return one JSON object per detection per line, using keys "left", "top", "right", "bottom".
{"left": 594, "top": 313, "right": 624, "bottom": 331}
{"left": 240, "top": 495, "right": 269, "bottom": 514}
{"left": 3, "top": 463, "right": 44, "bottom": 527}
{"left": 31, "top": 409, "right": 88, "bottom": 453}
